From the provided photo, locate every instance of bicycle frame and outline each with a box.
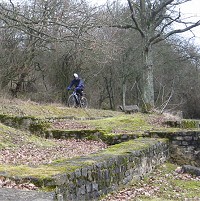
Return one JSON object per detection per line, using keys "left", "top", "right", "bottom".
{"left": 67, "top": 89, "right": 88, "bottom": 108}
{"left": 72, "top": 90, "right": 80, "bottom": 105}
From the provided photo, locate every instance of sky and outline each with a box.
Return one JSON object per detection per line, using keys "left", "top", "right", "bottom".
{"left": 177, "top": 0, "right": 200, "bottom": 45}
{"left": 89, "top": 0, "right": 200, "bottom": 46}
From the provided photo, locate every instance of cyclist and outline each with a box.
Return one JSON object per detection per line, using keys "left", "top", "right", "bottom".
{"left": 67, "top": 73, "right": 84, "bottom": 98}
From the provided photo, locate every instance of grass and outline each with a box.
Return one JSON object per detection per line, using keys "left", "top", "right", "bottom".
{"left": 82, "top": 113, "right": 165, "bottom": 134}
{"left": 0, "top": 98, "right": 122, "bottom": 118}
{"left": 0, "top": 98, "right": 184, "bottom": 134}
{"left": 0, "top": 123, "right": 56, "bottom": 149}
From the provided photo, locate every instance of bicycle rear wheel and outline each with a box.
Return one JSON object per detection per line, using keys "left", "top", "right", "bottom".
{"left": 67, "top": 94, "right": 77, "bottom": 107}
{"left": 80, "top": 97, "right": 88, "bottom": 108}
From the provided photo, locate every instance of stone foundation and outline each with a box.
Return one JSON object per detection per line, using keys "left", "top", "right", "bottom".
{"left": 148, "top": 131, "right": 200, "bottom": 167}
{"left": 51, "top": 138, "right": 169, "bottom": 201}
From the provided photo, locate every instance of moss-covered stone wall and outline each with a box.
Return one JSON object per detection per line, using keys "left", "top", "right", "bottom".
{"left": 52, "top": 138, "right": 169, "bottom": 201}
{"left": 165, "top": 119, "right": 200, "bottom": 129}
{"left": 170, "top": 131, "right": 200, "bottom": 167}
{"left": 0, "top": 114, "right": 140, "bottom": 144}
{"left": 148, "top": 131, "right": 200, "bottom": 167}
{"left": 0, "top": 114, "right": 50, "bottom": 134}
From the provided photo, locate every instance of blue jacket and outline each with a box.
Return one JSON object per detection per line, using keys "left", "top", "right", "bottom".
{"left": 67, "top": 78, "right": 84, "bottom": 90}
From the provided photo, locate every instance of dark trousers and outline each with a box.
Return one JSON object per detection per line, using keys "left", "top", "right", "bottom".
{"left": 76, "top": 88, "right": 83, "bottom": 96}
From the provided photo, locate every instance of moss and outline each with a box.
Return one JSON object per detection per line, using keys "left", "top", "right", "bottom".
{"left": 141, "top": 103, "right": 153, "bottom": 113}
{"left": 173, "top": 179, "right": 200, "bottom": 190}
{"left": 29, "top": 122, "right": 50, "bottom": 133}
{"left": 52, "top": 158, "right": 96, "bottom": 169}
{"left": 100, "top": 133, "right": 116, "bottom": 144}
{"left": 0, "top": 114, "right": 11, "bottom": 124}
{"left": 0, "top": 122, "right": 56, "bottom": 149}
{"left": 157, "top": 162, "right": 177, "bottom": 172}
{"left": 93, "top": 138, "right": 166, "bottom": 157}
{"left": 181, "top": 119, "right": 199, "bottom": 129}
{"left": 130, "top": 199, "right": 170, "bottom": 201}
{"left": 0, "top": 114, "right": 40, "bottom": 131}
{"left": 0, "top": 157, "right": 96, "bottom": 182}
{"left": 0, "top": 164, "right": 62, "bottom": 178}
{"left": 85, "top": 114, "right": 154, "bottom": 134}
{"left": 84, "top": 135, "right": 100, "bottom": 141}
{"left": 50, "top": 129, "right": 105, "bottom": 140}
{"left": 148, "top": 114, "right": 200, "bottom": 131}
{"left": 0, "top": 141, "right": 14, "bottom": 149}
{"left": 28, "top": 134, "right": 56, "bottom": 147}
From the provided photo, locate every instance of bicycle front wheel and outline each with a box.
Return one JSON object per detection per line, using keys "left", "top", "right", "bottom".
{"left": 80, "top": 97, "right": 88, "bottom": 108}
{"left": 67, "top": 94, "right": 77, "bottom": 107}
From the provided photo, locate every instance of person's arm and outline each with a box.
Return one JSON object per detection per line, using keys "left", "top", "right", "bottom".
{"left": 67, "top": 80, "right": 74, "bottom": 90}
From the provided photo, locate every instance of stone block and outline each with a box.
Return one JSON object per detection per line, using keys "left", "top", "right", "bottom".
{"left": 92, "top": 183, "right": 98, "bottom": 191}
{"left": 81, "top": 168, "right": 88, "bottom": 177}
{"left": 85, "top": 183, "right": 92, "bottom": 193}
{"left": 182, "top": 165, "right": 200, "bottom": 176}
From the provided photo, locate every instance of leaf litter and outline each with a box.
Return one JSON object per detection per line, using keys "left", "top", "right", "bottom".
{"left": 101, "top": 164, "right": 200, "bottom": 201}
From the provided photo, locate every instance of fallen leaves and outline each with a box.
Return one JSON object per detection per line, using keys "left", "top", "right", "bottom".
{"left": 101, "top": 184, "right": 160, "bottom": 201}
{"left": 0, "top": 176, "right": 38, "bottom": 190}
{"left": 0, "top": 139, "right": 107, "bottom": 166}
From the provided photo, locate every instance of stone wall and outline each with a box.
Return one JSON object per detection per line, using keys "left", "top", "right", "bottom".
{"left": 52, "top": 138, "right": 169, "bottom": 201}
{"left": 0, "top": 114, "right": 139, "bottom": 145}
{"left": 170, "top": 131, "right": 200, "bottom": 166}
{"left": 0, "top": 114, "right": 49, "bottom": 133}
{"left": 148, "top": 131, "right": 200, "bottom": 167}
{"left": 3, "top": 114, "right": 199, "bottom": 200}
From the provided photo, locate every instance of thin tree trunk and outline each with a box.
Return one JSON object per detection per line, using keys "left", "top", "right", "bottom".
{"left": 104, "top": 77, "right": 114, "bottom": 110}
{"left": 122, "top": 81, "right": 126, "bottom": 110}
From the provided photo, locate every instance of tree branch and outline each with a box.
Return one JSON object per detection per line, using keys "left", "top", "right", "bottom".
{"left": 152, "top": 20, "right": 200, "bottom": 45}
{"left": 127, "top": 0, "right": 145, "bottom": 37}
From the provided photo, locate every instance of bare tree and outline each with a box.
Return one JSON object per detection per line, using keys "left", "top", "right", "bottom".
{"left": 117, "top": 0, "right": 200, "bottom": 111}
{"left": 0, "top": 0, "right": 99, "bottom": 98}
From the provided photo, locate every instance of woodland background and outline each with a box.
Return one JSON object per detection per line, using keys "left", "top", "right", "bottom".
{"left": 0, "top": 0, "right": 200, "bottom": 118}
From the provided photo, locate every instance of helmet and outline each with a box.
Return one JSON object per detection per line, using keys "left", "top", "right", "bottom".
{"left": 73, "top": 73, "right": 78, "bottom": 78}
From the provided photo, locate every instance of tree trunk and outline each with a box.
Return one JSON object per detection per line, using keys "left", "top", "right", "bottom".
{"left": 11, "top": 72, "right": 27, "bottom": 98}
{"left": 122, "top": 81, "right": 126, "bottom": 110}
{"left": 142, "top": 43, "right": 154, "bottom": 112}
{"left": 104, "top": 76, "right": 114, "bottom": 110}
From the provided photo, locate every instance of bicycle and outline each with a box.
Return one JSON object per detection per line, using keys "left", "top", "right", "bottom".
{"left": 67, "top": 89, "right": 88, "bottom": 108}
